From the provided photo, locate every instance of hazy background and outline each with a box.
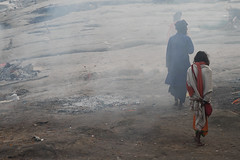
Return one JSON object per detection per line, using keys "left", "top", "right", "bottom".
{"left": 0, "top": 0, "right": 239, "bottom": 110}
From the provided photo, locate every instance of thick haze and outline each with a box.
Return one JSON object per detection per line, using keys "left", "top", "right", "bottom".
{"left": 0, "top": 0, "right": 239, "bottom": 108}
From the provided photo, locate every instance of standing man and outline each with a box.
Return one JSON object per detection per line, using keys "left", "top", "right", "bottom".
{"left": 165, "top": 20, "right": 194, "bottom": 107}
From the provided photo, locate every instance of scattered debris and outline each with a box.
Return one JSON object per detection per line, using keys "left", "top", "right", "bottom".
{"left": 6, "top": 93, "right": 19, "bottom": 101}
{"left": 232, "top": 98, "right": 240, "bottom": 104}
{"left": 0, "top": 93, "right": 19, "bottom": 104}
{"left": 0, "top": 62, "right": 39, "bottom": 81}
{"left": 0, "top": 100, "right": 13, "bottom": 104}
{"left": 15, "top": 88, "right": 29, "bottom": 96}
{"left": 32, "top": 136, "right": 44, "bottom": 142}
{"left": 34, "top": 121, "right": 48, "bottom": 126}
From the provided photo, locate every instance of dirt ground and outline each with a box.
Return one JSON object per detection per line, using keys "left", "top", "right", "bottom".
{"left": 0, "top": 0, "right": 240, "bottom": 160}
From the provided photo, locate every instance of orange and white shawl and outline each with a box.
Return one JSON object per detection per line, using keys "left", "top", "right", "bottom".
{"left": 187, "top": 62, "right": 213, "bottom": 133}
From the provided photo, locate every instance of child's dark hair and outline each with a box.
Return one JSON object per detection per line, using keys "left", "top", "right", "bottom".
{"left": 194, "top": 51, "right": 210, "bottom": 65}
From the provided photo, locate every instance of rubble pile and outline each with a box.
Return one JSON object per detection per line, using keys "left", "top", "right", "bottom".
{"left": 0, "top": 62, "right": 39, "bottom": 81}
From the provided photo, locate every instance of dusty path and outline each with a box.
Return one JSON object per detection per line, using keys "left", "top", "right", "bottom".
{"left": 0, "top": 88, "right": 239, "bottom": 160}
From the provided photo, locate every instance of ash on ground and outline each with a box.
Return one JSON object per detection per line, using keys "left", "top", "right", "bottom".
{"left": 35, "top": 95, "right": 142, "bottom": 114}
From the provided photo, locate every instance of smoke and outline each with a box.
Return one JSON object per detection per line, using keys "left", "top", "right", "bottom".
{"left": 0, "top": 0, "right": 239, "bottom": 113}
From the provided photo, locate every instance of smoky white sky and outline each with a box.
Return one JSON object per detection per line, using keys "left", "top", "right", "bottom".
{"left": 0, "top": 0, "right": 237, "bottom": 60}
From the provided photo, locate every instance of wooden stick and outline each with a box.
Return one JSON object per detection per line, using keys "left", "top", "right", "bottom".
{"left": 0, "top": 75, "right": 48, "bottom": 88}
